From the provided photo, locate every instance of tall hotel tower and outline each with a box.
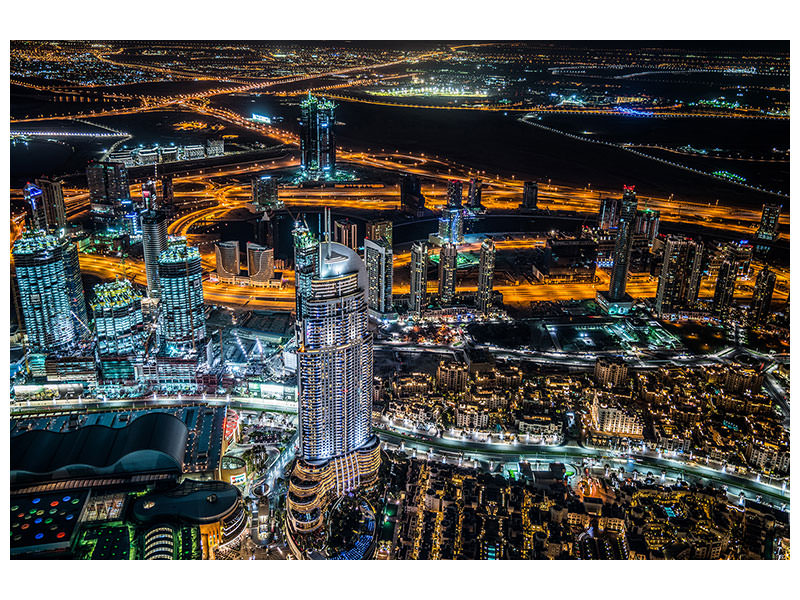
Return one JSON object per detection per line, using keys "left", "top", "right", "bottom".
{"left": 286, "top": 209, "right": 381, "bottom": 549}
{"left": 299, "top": 93, "right": 336, "bottom": 180}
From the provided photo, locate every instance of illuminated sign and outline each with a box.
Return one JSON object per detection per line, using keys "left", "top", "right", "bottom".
{"left": 230, "top": 473, "right": 246, "bottom": 486}
{"left": 251, "top": 114, "right": 272, "bottom": 124}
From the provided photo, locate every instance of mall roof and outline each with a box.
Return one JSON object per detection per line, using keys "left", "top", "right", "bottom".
{"left": 11, "top": 412, "right": 188, "bottom": 486}
{"left": 131, "top": 479, "right": 241, "bottom": 525}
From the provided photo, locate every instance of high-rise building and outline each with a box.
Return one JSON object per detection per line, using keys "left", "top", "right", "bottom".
{"left": 61, "top": 236, "right": 90, "bottom": 341}
{"left": 23, "top": 183, "right": 49, "bottom": 231}
{"left": 141, "top": 180, "right": 158, "bottom": 210}
{"left": 654, "top": 236, "right": 704, "bottom": 317}
{"left": 292, "top": 221, "right": 319, "bottom": 319}
{"left": 410, "top": 242, "right": 429, "bottom": 315}
{"left": 246, "top": 242, "right": 274, "bottom": 285}
{"left": 447, "top": 180, "right": 463, "bottom": 208}
{"left": 634, "top": 209, "right": 660, "bottom": 244}
{"left": 34, "top": 177, "right": 67, "bottom": 230}
{"left": 477, "top": 238, "right": 496, "bottom": 314}
{"left": 756, "top": 203, "right": 781, "bottom": 241}
{"left": 86, "top": 161, "right": 130, "bottom": 220}
{"left": 608, "top": 186, "right": 638, "bottom": 301}
{"left": 365, "top": 219, "right": 392, "bottom": 245}
{"left": 215, "top": 241, "right": 240, "bottom": 283}
{"left": 299, "top": 93, "right": 336, "bottom": 179}
{"left": 141, "top": 209, "right": 167, "bottom": 299}
{"left": 400, "top": 173, "right": 425, "bottom": 216}
{"left": 206, "top": 138, "right": 224, "bottom": 157}
{"left": 751, "top": 268, "right": 776, "bottom": 326}
{"left": 522, "top": 181, "right": 538, "bottom": 211}
{"left": 91, "top": 279, "right": 144, "bottom": 355}
{"left": 158, "top": 238, "right": 206, "bottom": 349}
{"left": 467, "top": 178, "right": 483, "bottom": 210}
{"left": 436, "top": 206, "right": 464, "bottom": 245}
{"left": 12, "top": 231, "right": 78, "bottom": 352}
{"left": 159, "top": 173, "right": 174, "bottom": 206}
{"left": 287, "top": 211, "right": 380, "bottom": 539}
{"left": 252, "top": 174, "right": 283, "bottom": 210}
{"left": 712, "top": 258, "right": 737, "bottom": 319}
{"left": 333, "top": 218, "right": 358, "bottom": 250}
{"left": 598, "top": 195, "right": 621, "bottom": 230}
{"left": 438, "top": 243, "right": 458, "bottom": 304}
{"left": 364, "top": 238, "right": 393, "bottom": 316}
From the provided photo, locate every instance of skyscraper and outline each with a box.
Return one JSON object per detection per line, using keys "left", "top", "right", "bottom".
{"left": 87, "top": 161, "right": 130, "bottom": 222}
{"left": 364, "top": 238, "right": 393, "bottom": 316}
{"left": 299, "top": 93, "right": 336, "bottom": 180}
{"left": 366, "top": 219, "right": 392, "bottom": 246}
{"left": 252, "top": 174, "right": 283, "bottom": 210}
{"left": 608, "top": 186, "right": 638, "bottom": 301}
{"left": 62, "top": 236, "right": 90, "bottom": 341}
{"left": 751, "top": 268, "right": 776, "bottom": 326}
{"left": 12, "top": 231, "right": 78, "bottom": 352}
{"left": 141, "top": 180, "right": 158, "bottom": 210}
{"left": 712, "top": 258, "right": 737, "bottom": 319}
{"left": 598, "top": 195, "right": 620, "bottom": 230}
{"left": 157, "top": 239, "right": 206, "bottom": 349}
{"left": 522, "top": 181, "right": 538, "bottom": 211}
{"left": 34, "top": 177, "right": 67, "bottom": 230}
{"left": 215, "top": 241, "right": 240, "bottom": 283}
{"left": 246, "top": 242, "right": 274, "bottom": 285}
{"left": 467, "top": 178, "right": 483, "bottom": 210}
{"left": 400, "top": 173, "right": 425, "bottom": 216}
{"left": 447, "top": 179, "right": 463, "bottom": 208}
{"left": 438, "top": 243, "right": 458, "bottom": 304}
{"left": 477, "top": 238, "right": 496, "bottom": 314}
{"left": 410, "top": 241, "right": 429, "bottom": 316}
{"left": 634, "top": 209, "right": 660, "bottom": 244}
{"left": 141, "top": 209, "right": 167, "bottom": 299}
{"left": 654, "top": 236, "right": 704, "bottom": 317}
{"left": 23, "top": 183, "right": 48, "bottom": 231}
{"left": 437, "top": 205, "right": 464, "bottom": 245}
{"left": 756, "top": 203, "right": 781, "bottom": 241}
{"left": 91, "top": 279, "right": 144, "bottom": 355}
{"left": 287, "top": 210, "right": 380, "bottom": 540}
{"left": 159, "top": 173, "right": 174, "bottom": 206}
{"left": 333, "top": 218, "right": 358, "bottom": 250}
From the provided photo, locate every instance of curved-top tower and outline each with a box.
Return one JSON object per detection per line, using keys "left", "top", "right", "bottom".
{"left": 286, "top": 209, "right": 380, "bottom": 548}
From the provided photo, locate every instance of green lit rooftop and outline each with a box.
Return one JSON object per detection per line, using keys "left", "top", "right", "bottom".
{"left": 12, "top": 230, "right": 60, "bottom": 255}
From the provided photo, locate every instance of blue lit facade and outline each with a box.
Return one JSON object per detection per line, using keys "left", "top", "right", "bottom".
{"left": 157, "top": 239, "right": 206, "bottom": 349}
{"left": 91, "top": 279, "right": 144, "bottom": 355}
{"left": 12, "top": 231, "right": 78, "bottom": 352}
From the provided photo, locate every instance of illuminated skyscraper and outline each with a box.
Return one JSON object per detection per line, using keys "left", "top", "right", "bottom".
{"left": 157, "top": 238, "right": 206, "bottom": 349}
{"left": 160, "top": 173, "right": 174, "bottom": 206}
{"left": 333, "top": 218, "right": 358, "bottom": 250}
{"left": 246, "top": 242, "right": 274, "bottom": 285}
{"left": 410, "top": 241, "right": 429, "bottom": 315}
{"left": 215, "top": 241, "right": 240, "bottom": 283}
{"left": 447, "top": 179, "right": 463, "bottom": 207}
{"left": 598, "top": 195, "right": 620, "bottom": 230}
{"left": 608, "top": 186, "right": 638, "bottom": 301}
{"left": 30, "top": 177, "right": 67, "bottom": 231}
{"left": 62, "top": 236, "right": 90, "bottom": 341}
{"left": 751, "top": 268, "right": 776, "bottom": 326}
{"left": 87, "top": 161, "right": 130, "bottom": 222}
{"left": 141, "top": 180, "right": 158, "bottom": 209}
{"left": 252, "top": 174, "right": 283, "bottom": 210}
{"left": 712, "top": 258, "right": 737, "bottom": 319}
{"left": 634, "top": 209, "right": 660, "bottom": 244}
{"left": 467, "top": 178, "right": 484, "bottom": 210}
{"left": 287, "top": 209, "right": 380, "bottom": 540}
{"left": 91, "top": 279, "right": 144, "bottom": 355}
{"left": 23, "top": 183, "right": 48, "bottom": 231}
{"left": 141, "top": 209, "right": 167, "bottom": 299}
{"left": 756, "top": 203, "right": 781, "bottom": 241}
{"left": 12, "top": 231, "right": 78, "bottom": 352}
{"left": 438, "top": 243, "right": 458, "bottom": 304}
{"left": 299, "top": 94, "right": 336, "bottom": 179}
{"left": 477, "top": 238, "right": 496, "bottom": 314}
{"left": 364, "top": 238, "right": 393, "bottom": 316}
{"left": 654, "top": 236, "right": 704, "bottom": 317}
{"left": 366, "top": 219, "right": 392, "bottom": 246}
{"left": 522, "top": 181, "right": 538, "bottom": 211}
{"left": 400, "top": 173, "right": 425, "bottom": 216}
